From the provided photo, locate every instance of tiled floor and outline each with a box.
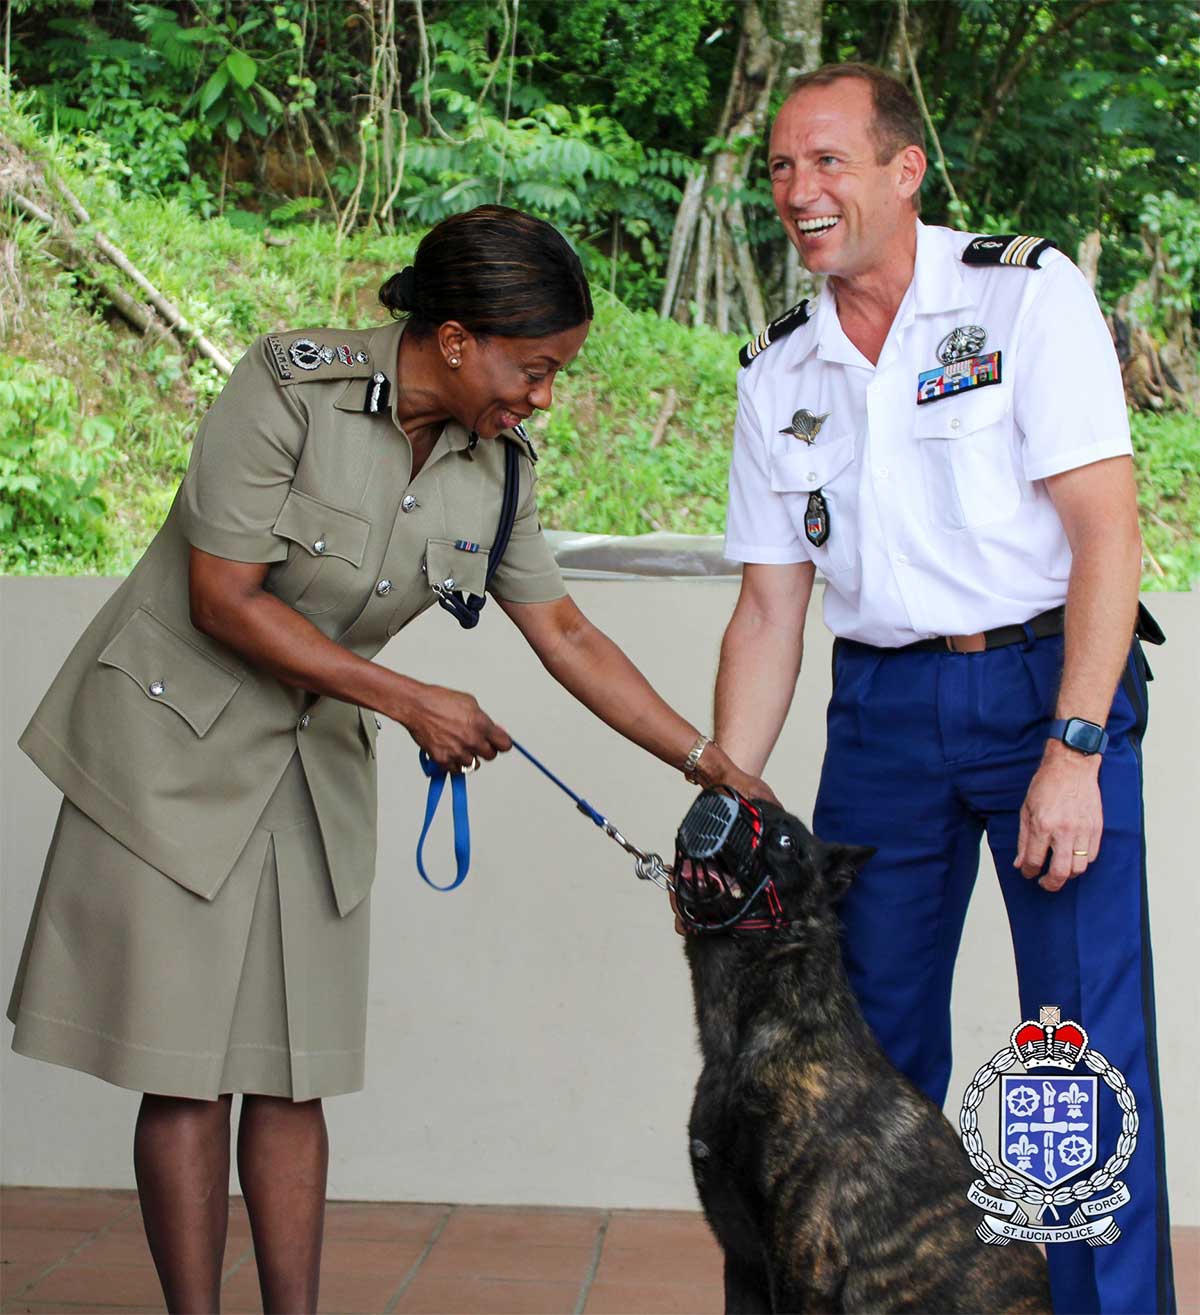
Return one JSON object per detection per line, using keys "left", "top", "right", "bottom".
{"left": 1, "top": 1188, "right": 1195, "bottom": 1314}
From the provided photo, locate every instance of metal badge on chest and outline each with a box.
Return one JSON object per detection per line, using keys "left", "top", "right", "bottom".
{"left": 917, "top": 323, "right": 1001, "bottom": 405}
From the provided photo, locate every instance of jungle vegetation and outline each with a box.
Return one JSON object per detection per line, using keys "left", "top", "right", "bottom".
{"left": 0, "top": 0, "right": 1196, "bottom": 584}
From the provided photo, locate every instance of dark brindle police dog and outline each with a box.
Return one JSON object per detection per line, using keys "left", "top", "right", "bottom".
{"left": 674, "top": 788, "right": 1049, "bottom": 1315}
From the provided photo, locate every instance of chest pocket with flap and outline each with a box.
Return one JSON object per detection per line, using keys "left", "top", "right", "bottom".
{"left": 768, "top": 430, "right": 856, "bottom": 572}
{"left": 98, "top": 607, "right": 243, "bottom": 738}
{"left": 269, "top": 488, "right": 371, "bottom": 615}
{"left": 423, "top": 537, "right": 491, "bottom": 601}
{"left": 913, "top": 389, "right": 1021, "bottom": 530}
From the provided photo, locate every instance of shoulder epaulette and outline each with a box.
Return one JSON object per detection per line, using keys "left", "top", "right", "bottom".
{"left": 507, "top": 421, "right": 538, "bottom": 463}
{"left": 263, "top": 329, "right": 375, "bottom": 384}
{"left": 739, "top": 299, "right": 812, "bottom": 369}
{"left": 961, "top": 235, "right": 1057, "bottom": 269}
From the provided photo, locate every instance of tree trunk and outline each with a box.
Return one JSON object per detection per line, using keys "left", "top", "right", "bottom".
{"left": 1077, "top": 231, "right": 1101, "bottom": 290}
{"left": 658, "top": 170, "right": 706, "bottom": 319}
{"left": 660, "top": 0, "right": 786, "bottom": 332}
{"left": 773, "top": 0, "right": 824, "bottom": 308}
{"left": 774, "top": 0, "right": 823, "bottom": 82}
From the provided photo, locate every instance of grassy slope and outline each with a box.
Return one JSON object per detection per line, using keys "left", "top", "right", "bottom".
{"left": 1, "top": 177, "right": 1196, "bottom": 585}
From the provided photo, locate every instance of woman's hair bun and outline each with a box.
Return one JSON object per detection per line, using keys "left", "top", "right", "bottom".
{"left": 379, "top": 265, "right": 418, "bottom": 315}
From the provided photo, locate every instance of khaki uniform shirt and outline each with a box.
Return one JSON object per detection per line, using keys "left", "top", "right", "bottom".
{"left": 20, "top": 319, "right": 566, "bottom": 915}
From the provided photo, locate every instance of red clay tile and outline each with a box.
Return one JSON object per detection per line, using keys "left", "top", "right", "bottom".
{"left": 223, "top": 1235, "right": 255, "bottom": 1274}
{"left": 70, "top": 1229, "right": 155, "bottom": 1268}
{"left": 0, "top": 1189, "right": 135, "bottom": 1235}
{"left": 22, "top": 1262, "right": 166, "bottom": 1308}
{"left": 595, "top": 1234, "right": 723, "bottom": 1287}
{"left": 318, "top": 1237, "right": 426, "bottom": 1275}
{"left": 583, "top": 1279, "right": 724, "bottom": 1314}
{"left": 437, "top": 1207, "right": 603, "bottom": 1250}
{"left": 393, "top": 1276, "right": 581, "bottom": 1315}
{"left": 423, "top": 1240, "right": 595, "bottom": 1282}
{"left": 2, "top": 1303, "right": 160, "bottom": 1314}
{"left": 221, "top": 1262, "right": 405, "bottom": 1315}
{"left": 322, "top": 1202, "right": 446, "bottom": 1243}
{"left": 1176, "top": 1224, "right": 1198, "bottom": 1315}
{"left": 1, "top": 1228, "right": 92, "bottom": 1265}
{"left": 316, "top": 1270, "right": 411, "bottom": 1313}
{"left": 67, "top": 1222, "right": 248, "bottom": 1271}
{"left": 0, "top": 1266, "right": 44, "bottom": 1301}
{"left": 603, "top": 1210, "right": 713, "bottom": 1252}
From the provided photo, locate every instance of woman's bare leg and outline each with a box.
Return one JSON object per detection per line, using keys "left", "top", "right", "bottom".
{"left": 237, "top": 1094, "right": 328, "bottom": 1315}
{"left": 134, "top": 1093, "right": 233, "bottom": 1314}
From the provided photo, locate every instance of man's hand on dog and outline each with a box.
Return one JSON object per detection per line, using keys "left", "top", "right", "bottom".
{"left": 700, "top": 746, "right": 779, "bottom": 808}
{"left": 1014, "top": 739, "right": 1103, "bottom": 891}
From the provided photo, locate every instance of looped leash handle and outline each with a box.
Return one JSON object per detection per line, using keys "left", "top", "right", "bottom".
{"left": 416, "top": 751, "right": 471, "bottom": 890}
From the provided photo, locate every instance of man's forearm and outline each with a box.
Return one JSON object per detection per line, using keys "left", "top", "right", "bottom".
{"left": 714, "top": 597, "right": 805, "bottom": 776}
{"left": 1055, "top": 528, "right": 1141, "bottom": 728}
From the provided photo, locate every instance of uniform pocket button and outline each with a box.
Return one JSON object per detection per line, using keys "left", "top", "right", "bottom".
{"left": 313, "top": 537, "right": 327, "bottom": 554}
{"left": 148, "top": 679, "right": 165, "bottom": 697}
{"left": 949, "top": 418, "right": 961, "bottom": 431}
{"left": 375, "top": 579, "right": 392, "bottom": 596}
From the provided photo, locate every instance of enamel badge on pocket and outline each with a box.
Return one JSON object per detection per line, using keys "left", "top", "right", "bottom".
{"left": 804, "top": 490, "right": 830, "bottom": 547}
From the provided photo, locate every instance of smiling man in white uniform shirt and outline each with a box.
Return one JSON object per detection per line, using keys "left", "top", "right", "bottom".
{"left": 714, "top": 63, "right": 1174, "bottom": 1315}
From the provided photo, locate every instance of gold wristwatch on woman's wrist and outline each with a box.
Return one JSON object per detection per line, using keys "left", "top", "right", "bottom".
{"left": 682, "top": 733, "right": 713, "bottom": 785}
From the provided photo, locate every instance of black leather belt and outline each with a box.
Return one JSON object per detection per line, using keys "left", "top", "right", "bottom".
{"left": 899, "top": 606, "right": 1066, "bottom": 654}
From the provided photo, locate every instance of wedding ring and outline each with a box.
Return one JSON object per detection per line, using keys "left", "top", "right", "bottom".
{"left": 461, "top": 756, "right": 481, "bottom": 774}
{"left": 1072, "top": 849, "right": 1089, "bottom": 856}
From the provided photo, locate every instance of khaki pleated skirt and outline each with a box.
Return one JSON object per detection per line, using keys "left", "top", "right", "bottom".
{"left": 7, "top": 754, "right": 368, "bottom": 1101}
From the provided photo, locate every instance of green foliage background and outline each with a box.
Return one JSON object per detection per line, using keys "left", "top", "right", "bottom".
{"left": 0, "top": 0, "right": 1197, "bottom": 584}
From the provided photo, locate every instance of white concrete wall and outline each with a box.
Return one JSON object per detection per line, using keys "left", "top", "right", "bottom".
{"left": 2, "top": 578, "right": 1197, "bottom": 1221}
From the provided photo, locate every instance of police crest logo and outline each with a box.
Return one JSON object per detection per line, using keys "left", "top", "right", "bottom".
{"left": 804, "top": 490, "right": 830, "bottom": 546}
{"left": 288, "top": 337, "right": 325, "bottom": 371}
{"left": 959, "top": 1006, "right": 1138, "bottom": 1247}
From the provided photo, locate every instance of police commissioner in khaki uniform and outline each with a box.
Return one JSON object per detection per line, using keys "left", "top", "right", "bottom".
{"left": 8, "top": 318, "right": 565, "bottom": 1100}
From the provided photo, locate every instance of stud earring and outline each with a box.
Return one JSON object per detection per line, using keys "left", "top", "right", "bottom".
{"left": 449, "top": 356, "right": 461, "bottom": 367}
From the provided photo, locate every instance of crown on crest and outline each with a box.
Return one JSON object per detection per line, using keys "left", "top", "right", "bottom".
{"left": 1009, "top": 1006, "right": 1089, "bottom": 1071}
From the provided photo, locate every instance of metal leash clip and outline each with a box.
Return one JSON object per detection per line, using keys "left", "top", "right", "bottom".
{"left": 600, "top": 821, "right": 675, "bottom": 892}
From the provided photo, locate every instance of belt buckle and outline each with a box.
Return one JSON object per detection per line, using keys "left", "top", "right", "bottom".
{"left": 946, "top": 633, "right": 986, "bottom": 654}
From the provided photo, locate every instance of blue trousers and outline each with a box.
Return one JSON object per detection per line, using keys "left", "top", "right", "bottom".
{"left": 814, "top": 632, "right": 1174, "bottom": 1315}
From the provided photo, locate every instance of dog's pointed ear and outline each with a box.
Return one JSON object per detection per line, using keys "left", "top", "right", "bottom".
{"left": 824, "top": 843, "right": 876, "bottom": 900}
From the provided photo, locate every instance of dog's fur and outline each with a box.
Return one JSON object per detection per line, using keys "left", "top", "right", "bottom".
{"left": 680, "top": 801, "right": 1049, "bottom": 1314}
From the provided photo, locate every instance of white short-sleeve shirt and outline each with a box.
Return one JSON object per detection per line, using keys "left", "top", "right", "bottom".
{"left": 724, "top": 222, "right": 1132, "bottom": 647}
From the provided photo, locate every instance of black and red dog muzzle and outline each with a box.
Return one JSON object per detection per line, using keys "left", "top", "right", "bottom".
{"left": 673, "top": 787, "right": 788, "bottom": 935}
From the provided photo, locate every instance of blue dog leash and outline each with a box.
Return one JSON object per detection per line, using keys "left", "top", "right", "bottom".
{"left": 415, "top": 751, "right": 472, "bottom": 890}
{"left": 415, "top": 741, "right": 673, "bottom": 892}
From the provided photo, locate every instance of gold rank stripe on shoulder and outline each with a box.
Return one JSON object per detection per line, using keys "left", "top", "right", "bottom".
{"left": 961, "top": 234, "right": 1057, "bottom": 269}
{"left": 264, "top": 331, "right": 375, "bottom": 384}
{"left": 738, "top": 298, "right": 813, "bottom": 368}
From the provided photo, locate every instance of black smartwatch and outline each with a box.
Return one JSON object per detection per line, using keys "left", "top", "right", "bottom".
{"left": 1047, "top": 718, "right": 1109, "bottom": 756}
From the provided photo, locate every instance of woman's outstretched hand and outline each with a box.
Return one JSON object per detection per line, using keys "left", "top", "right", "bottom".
{"left": 395, "top": 682, "right": 512, "bottom": 771}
